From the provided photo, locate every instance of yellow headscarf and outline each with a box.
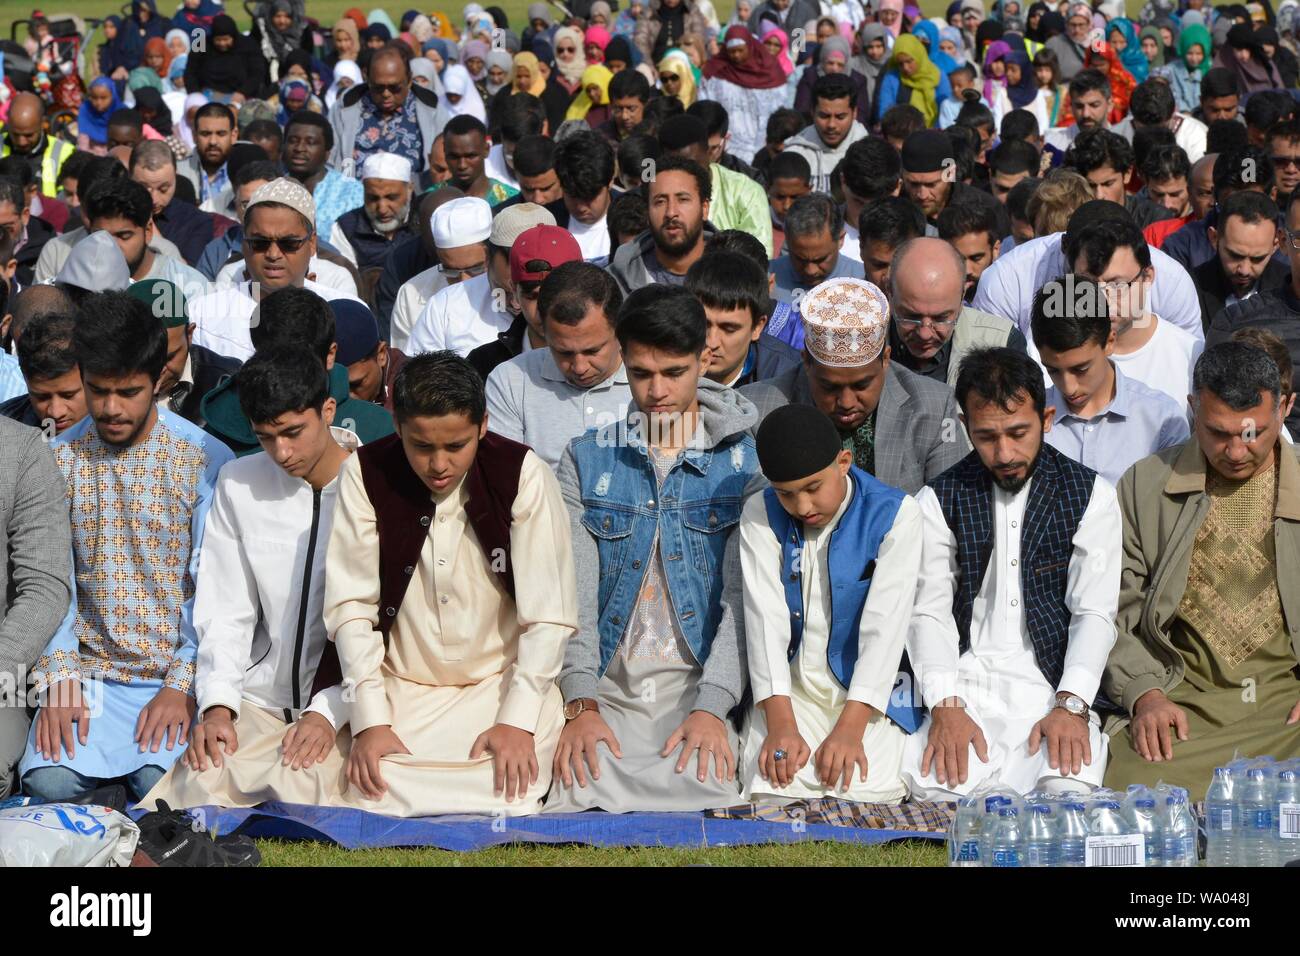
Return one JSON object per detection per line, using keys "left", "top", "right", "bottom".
{"left": 891, "top": 33, "right": 942, "bottom": 127}
{"left": 512, "top": 52, "right": 547, "bottom": 96}
{"left": 565, "top": 64, "right": 613, "bottom": 120}
{"left": 428, "top": 11, "right": 458, "bottom": 39}
{"left": 657, "top": 51, "right": 697, "bottom": 107}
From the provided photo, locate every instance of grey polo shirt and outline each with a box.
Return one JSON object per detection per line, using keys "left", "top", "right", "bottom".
{"left": 484, "top": 348, "right": 633, "bottom": 469}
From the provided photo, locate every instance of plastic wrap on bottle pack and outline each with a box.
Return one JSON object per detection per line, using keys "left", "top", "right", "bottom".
{"left": 0, "top": 803, "right": 139, "bottom": 867}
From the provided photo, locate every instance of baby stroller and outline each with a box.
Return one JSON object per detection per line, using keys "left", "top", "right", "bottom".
{"left": 6, "top": 12, "right": 102, "bottom": 137}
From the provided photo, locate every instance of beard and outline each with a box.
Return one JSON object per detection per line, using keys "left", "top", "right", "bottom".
{"left": 368, "top": 201, "right": 411, "bottom": 234}
{"left": 652, "top": 216, "right": 703, "bottom": 256}
{"left": 990, "top": 444, "right": 1043, "bottom": 493}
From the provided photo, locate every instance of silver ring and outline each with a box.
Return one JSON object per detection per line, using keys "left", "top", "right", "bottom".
{"left": 773, "top": 749, "right": 787, "bottom": 761}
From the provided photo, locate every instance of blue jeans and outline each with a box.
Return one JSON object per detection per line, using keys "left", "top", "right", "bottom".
{"left": 23, "top": 764, "right": 166, "bottom": 803}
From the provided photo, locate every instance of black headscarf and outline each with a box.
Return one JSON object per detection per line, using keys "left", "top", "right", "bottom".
{"left": 132, "top": 86, "right": 172, "bottom": 134}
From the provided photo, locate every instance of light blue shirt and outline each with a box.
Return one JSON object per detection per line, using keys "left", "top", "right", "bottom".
{"left": 1045, "top": 364, "right": 1190, "bottom": 486}
{"left": 769, "top": 252, "right": 865, "bottom": 306}
{"left": 0, "top": 352, "right": 25, "bottom": 404}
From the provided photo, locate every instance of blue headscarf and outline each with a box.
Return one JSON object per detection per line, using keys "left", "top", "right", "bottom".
{"left": 1004, "top": 48, "right": 1038, "bottom": 106}
{"left": 1107, "top": 17, "right": 1149, "bottom": 81}
{"left": 421, "top": 37, "right": 457, "bottom": 74}
{"left": 913, "top": 21, "right": 960, "bottom": 73}
{"left": 78, "top": 77, "right": 123, "bottom": 145}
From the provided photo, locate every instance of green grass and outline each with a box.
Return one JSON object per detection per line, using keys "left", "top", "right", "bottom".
{"left": 253, "top": 835, "right": 949, "bottom": 866}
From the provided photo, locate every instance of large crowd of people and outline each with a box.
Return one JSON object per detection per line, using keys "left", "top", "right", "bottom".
{"left": 0, "top": 0, "right": 1297, "bottom": 825}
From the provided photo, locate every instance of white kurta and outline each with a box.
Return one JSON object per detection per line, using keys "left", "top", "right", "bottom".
{"left": 738, "top": 480, "right": 921, "bottom": 804}
{"left": 406, "top": 272, "right": 513, "bottom": 358}
{"left": 902, "top": 474, "right": 1121, "bottom": 800}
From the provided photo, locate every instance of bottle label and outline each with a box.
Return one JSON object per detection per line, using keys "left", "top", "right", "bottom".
{"left": 1246, "top": 808, "right": 1273, "bottom": 831}
{"left": 990, "top": 848, "right": 1020, "bottom": 867}
{"left": 1280, "top": 803, "right": 1300, "bottom": 840}
{"left": 1085, "top": 834, "right": 1145, "bottom": 867}
{"left": 1207, "top": 806, "right": 1232, "bottom": 830}
{"left": 957, "top": 839, "right": 980, "bottom": 862}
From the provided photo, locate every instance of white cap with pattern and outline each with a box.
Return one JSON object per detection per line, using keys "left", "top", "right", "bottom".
{"left": 800, "top": 277, "right": 890, "bottom": 368}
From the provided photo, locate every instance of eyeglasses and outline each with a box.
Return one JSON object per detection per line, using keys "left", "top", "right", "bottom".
{"left": 659, "top": 73, "right": 679, "bottom": 84}
{"left": 895, "top": 313, "right": 957, "bottom": 331}
{"left": 556, "top": 45, "right": 576, "bottom": 54}
{"left": 246, "top": 234, "right": 310, "bottom": 254}
{"left": 1286, "top": 230, "right": 1300, "bottom": 250}
{"left": 370, "top": 82, "right": 406, "bottom": 94}
{"left": 1272, "top": 155, "right": 1300, "bottom": 168}
{"left": 438, "top": 261, "right": 487, "bottom": 278}
{"left": 1097, "top": 269, "right": 1147, "bottom": 295}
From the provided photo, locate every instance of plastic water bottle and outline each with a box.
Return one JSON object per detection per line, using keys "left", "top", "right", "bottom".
{"left": 950, "top": 793, "right": 984, "bottom": 867}
{"left": 1205, "top": 766, "right": 1237, "bottom": 867}
{"left": 1124, "top": 796, "right": 1164, "bottom": 867}
{"left": 1055, "top": 801, "right": 1090, "bottom": 867}
{"left": 986, "top": 807, "right": 1024, "bottom": 867}
{"left": 1087, "top": 800, "right": 1129, "bottom": 836}
{"left": 1023, "top": 803, "right": 1059, "bottom": 867}
{"left": 1163, "top": 789, "right": 1198, "bottom": 868}
{"left": 978, "top": 795, "right": 1014, "bottom": 863}
{"left": 1276, "top": 768, "right": 1300, "bottom": 865}
{"left": 1238, "top": 768, "right": 1278, "bottom": 867}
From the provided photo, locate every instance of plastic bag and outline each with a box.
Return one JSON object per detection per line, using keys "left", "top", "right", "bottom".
{"left": 0, "top": 803, "right": 139, "bottom": 867}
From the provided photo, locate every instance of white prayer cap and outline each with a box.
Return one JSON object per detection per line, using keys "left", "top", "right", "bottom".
{"left": 800, "top": 277, "right": 890, "bottom": 368}
{"left": 245, "top": 177, "right": 316, "bottom": 228}
{"left": 431, "top": 196, "right": 493, "bottom": 248}
{"left": 359, "top": 151, "right": 413, "bottom": 184}
{"left": 489, "top": 202, "right": 557, "bottom": 248}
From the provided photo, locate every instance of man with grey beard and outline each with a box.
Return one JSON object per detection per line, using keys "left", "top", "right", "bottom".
{"left": 328, "top": 152, "right": 417, "bottom": 271}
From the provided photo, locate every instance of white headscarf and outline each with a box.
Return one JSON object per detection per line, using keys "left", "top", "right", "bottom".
{"left": 180, "top": 92, "right": 208, "bottom": 150}
{"left": 325, "top": 59, "right": 363, "bottom": 112}
{"left": 442, "top": 63, "right": 487, "bottom": 122}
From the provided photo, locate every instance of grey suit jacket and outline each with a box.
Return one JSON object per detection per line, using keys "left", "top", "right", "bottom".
{"left": 0, "top": 417, "right": 72, "bottom": 695}
{"left": 739, "top": 360, "right": 969, "bottom": 495}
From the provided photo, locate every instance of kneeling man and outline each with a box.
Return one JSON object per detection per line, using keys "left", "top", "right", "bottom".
{"left": 903, "top": 346, "right": 1122, "bottom": 800}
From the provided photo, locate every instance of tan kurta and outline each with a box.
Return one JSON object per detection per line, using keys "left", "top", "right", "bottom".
{"left": 148, "top": 450, "right": 578, "bottom": 817}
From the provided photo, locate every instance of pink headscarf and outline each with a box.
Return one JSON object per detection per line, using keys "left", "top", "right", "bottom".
{"left": 759, "top": 22, "right": 795, "bottom": 75}
{"left": 585, "top": 24, "right": 611, "bottom": 63}
{"left": 879, "top": 0, "right": 905, "bottom": 36}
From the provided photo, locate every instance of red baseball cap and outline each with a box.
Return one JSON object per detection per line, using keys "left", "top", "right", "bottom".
{"left": 510, "top": 225, "right": 583, "bottom": 283}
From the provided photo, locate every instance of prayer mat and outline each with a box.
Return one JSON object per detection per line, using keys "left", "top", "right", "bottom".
{"left": 705, "top": 798, "right": 956, "bottom": 833}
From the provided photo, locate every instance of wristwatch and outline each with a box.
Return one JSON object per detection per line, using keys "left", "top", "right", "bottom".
{"left": 1054, "top": 694, "right": 1089, "bottom": 719}
{"left": 563, "top": 698, "right": 598, "bottom": 721}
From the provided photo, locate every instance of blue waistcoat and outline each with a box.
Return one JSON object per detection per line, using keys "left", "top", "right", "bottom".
{"left": 928, "top": 446, "right": 1097, "bottom": 695}
{"left": 571, "top": 421, "right": 760, "bottom": 677}
{"left": 762, "top": 466, "right": 924, "bottom": 733}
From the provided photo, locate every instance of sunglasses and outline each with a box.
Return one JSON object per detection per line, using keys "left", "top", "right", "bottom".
{"left": 247, "top": 234, "right": 310, "bottom": 253}
{"left": 370, "top": 81, "right": 406, "bottom": 94}
{"left": 660, "top": 73, "right": 679, "bottom": 83}
{"left": 556, "top": 45, "right": 576, "bottom": 53}
{"left": 1272, "top": 155, "right": 1300, "bottom": 168}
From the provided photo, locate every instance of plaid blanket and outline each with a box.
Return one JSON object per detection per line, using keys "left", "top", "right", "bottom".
{"left": 706, "top": 798, "right": 957, "bottom": 833}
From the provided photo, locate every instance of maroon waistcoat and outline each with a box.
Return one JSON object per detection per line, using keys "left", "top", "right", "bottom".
{"left": 309, "top": 430, "right": 530, "bottom": 696}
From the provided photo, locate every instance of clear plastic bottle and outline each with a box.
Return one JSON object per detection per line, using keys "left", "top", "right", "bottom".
{"left": 1277, "top": 768, "right": 1300, "bottom": 866}
{"left": 1023, "top": 803, "right": 1059, "bottom": 867}
{"left": 987, "top": 806, "right": 1024, "bottom": 868}
{"left": 950, "top": 792, "right": 984, "bottom": 867}
{"left": 1162, "top": 789, "right": 1198, "bottom": 868}
{"left": 978, "top": 795, "right": 1014, "bottom": 863}
{"left": 1238, "top": 768, "right": 1278, "bottom": 867}
{"left": 1055, "top": 801, "right": 1090, "bottom": 867}
{"left": 1205, "top": 766, "right": 1237, "bottom": 867}
{"left": 1124, "top": 796, "right": 1164, "bottom": 867}
{"left": 1086, "top": 801, "right": 1142, "bottom": 866}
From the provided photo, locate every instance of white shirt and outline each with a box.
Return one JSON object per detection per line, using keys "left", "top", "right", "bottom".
{"left": 328, "top": 220, "right": 358, "bottom": 268}
{"left": 909, "top": 474, "right": 1120, "bottom": 709}
{"left": 389, "top": 264, "right": 447, "bottom": 353}
{"left": 407, "top": 272, "right": 513, "bottom": 356}
{"left": 190, "top": 279, "right": 363, "bottom": 362}
{"left": 570, "top": 215, "right": 610, "bottom": 262}
{"left": 1109, "top": 113, "right": 1208, "bottom": 165}
{"left": 741, "top": 482, "right": 922, "bottom": 713}
{"left": 485, "top": 143, "right": 519, "bottom": 191}
{"left": 214, "top": 256, "right": 359, "bottom": 298}
{"left": 972, "top": 232, "right": 1205, "bottom": 341}
{"left": 840, "top": 223, "right": 861, "bottom": 262}
{"left": 1111, "top": 316, "right": 1203, "bottom": 412}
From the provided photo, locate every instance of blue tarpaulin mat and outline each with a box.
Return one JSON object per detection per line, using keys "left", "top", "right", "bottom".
{"left": 148, "top": 802, "right": 946, "bottom": 851}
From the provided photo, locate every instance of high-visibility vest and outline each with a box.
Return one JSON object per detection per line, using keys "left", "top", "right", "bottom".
{"left": 0, "top": 133, "right": 74, "bottom": 198}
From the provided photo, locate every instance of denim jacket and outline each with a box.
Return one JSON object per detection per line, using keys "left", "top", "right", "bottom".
{"left": 556, "top": 380, "right": 766, "bottom": 719}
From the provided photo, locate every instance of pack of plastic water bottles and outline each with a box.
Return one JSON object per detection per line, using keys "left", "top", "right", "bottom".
{"left": 947, "top": 779, "right": 1198, "bottom": 868}
{"left": 1203, "top": 756, "right": 1300, "bottom": 868}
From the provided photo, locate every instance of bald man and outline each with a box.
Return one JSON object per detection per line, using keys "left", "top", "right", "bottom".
{"left": 885, "top": 237, "right": 1027, "bottom": 388}
{"left": 1, "top": 284, "right": 74, "bottom": 346}
{"left": 0, "top": 93, "right": 74, "bottom": 198}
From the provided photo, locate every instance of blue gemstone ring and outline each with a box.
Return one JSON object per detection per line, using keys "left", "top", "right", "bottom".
{"left": 773, "top": 749, "right": 788, "bottom": 761}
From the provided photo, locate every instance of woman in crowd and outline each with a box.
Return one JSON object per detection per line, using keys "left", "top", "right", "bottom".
{"left": 635, "top": 0, "right": 712, "bottom": 65}
{"left": 1156, "top": 21, "right": 1212, "bottom": 112}
{"left": 77, "top": 77, "right": 122, "bottom": 153}
{"left": 794, "top": 36, "right": 874, "bottom": 125}
{"left": 876, "top": 32, "right": 950, "bottom": 127}
{"left": 331, "top": 18, "right": 361, "bottom": 65}
{"left": 1215, "top": 21, "right": 1284, "bottom": 91}
{"left": 658, "top": 49, "right": 698, "bottom": 107}
{"left": 553, "top": 25, "right": 589, "bottom": 95}
{"left": 1107, "top": 17, "right": 1150, "bottom": 81}
{"left": 565, "top": 63, "right": 613, "bottom": 126}
{"left": 698, "top": 24, "right": 787, "bottom": 163}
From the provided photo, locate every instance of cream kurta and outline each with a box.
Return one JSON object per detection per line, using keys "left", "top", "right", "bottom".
{"left": 738, "top": 480, "right": 920, "bottom": 804}
{"left": 151, "top": 449, "right": 578, "bottom": 818}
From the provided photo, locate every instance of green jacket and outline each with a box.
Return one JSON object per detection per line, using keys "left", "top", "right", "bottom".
{"left": 709, "top": 163, "right": 774, "bottom": 259}
{"left": 201, "top": 362, "right": 395, "bottom": 456}
{"left": 1103, "top": 438, "right": 1300, "bottom": 730}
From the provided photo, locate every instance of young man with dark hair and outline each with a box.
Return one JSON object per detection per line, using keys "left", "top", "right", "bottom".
{"left": 511, "top": 135, "right": 564, "bottom": 213}
{"left": 615, "top": 133, "right": 659, "bottom": 193}
{"left": 1194, "top": 190, "right": 1288, "bottom": 327}
{"left": 283, "top": 111, "right": 363, "bottom": 242}
{"left": 1046, "top": 69, "right": 1114, "bottom": 152}
{"left": 765, "top": 153, "right": 811, "bottom": 259}
{"left": 0, "top": 176, "right": 53, "bottom": 288}
{"left": 0, "top": 311, "right": 85, "bottom": 433}
{"left": 988, "top": 139, "right": 1041, "bottom": 205}
{"left": 1103, "top": 341, "right": 1300, "bottom": 791}
{"left": 880, "top": 104, "right": 926, "bottom": 152}
{"left": 856, "top": 196, "right": 925, "bottom": 292}
{"left": 1000, "top": 108, "right": 1043, "bottom": 150}
{"left": 106, "top": 108, "right": 145, "bottom": 154}
{"left": 20, "top": 291, "right": 234, "bottom": 803}
{"left": 435, "top": 114, "right": 519, "bottom": 207}
{"left": 598, "top": 70, "right": 651, "bottom": 145}
{"left": 609, "top": 154, "right": 714, "bottom": 293}
{"left": 1193, "top": 66, "right": 1240, "bottom": 125}
{"left": 751, "top": 107, "right": 808, "bottom": 181}
{"left": 687, "top": 99, "right": 761, "bottom": 182}
{"left": 182, "top": 102, "right": 237, "bottom": 218}
{"left": 83, "top": 177, "right": 208, "bottom": 293}
{"left": 900, "top": 129, "right": 1010, "bottom": 236}
{"left": 141, "top": 345, "right": 359, "bottom": 812}
{"left": 954, "top": 102, "right": 997, "bottom": 166}
{"left": 1139, "top": 143, "right": 1193, "bottom": 225}
{"left": 1113, "top": 79, "right": 1208, "bottom": 165}
{"left": 549, "top": 285, "right": 764, "bottom": 812}
{"left": 606, "top": 190, "right": 648, "bottom": 252}
{"left": 487, "top": 93, "right": 546, "bottom": 191}
{"left": 686, "top": 250, "right": 799, "bottom": 388}
{"left": 1031, "top": 275, "right": 1188, "bottom": 485}
{"left": 1244, "top": 90, "right": 1295, "bottom": 148}
{"left": 1063, "top": 128, "right": 1174, "bottom": 230}
{"left": 554, "top": 129, "right": 617, "bottom": 263}
{"left": 937, "top": 201, "right": 1001, "bottom": 304}
{"left": 1163, "top": 144, "right": 1280, "bottom": 271}
{"left": 770, "top": 194, "right": 864, "bottom": 307}
{"left": 1005, "top": 176, "right": 1041, "bottom": 248}
{"left": 1269, "top": 117, "right": 1300, "bottom": 202}
{"left": 837, "top": 136, "right": 902, "bottom": 263}
{"left": 783, "top": 73, "right": 869, "bottom": 194}
{"left": 903, "top": 345, "right": 1121, "bottom": 801}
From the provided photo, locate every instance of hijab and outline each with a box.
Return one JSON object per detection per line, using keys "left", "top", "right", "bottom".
{"left": 1004, "top": 47, "right": 1038, "bottom": 106}
{"left": 939, "top": 25, "right": 969, "bottom": 64}
{"left": 606, "top": 35, "right": 638, "bottom": 68}
{"left": 1025, "top": 1, "right": 1051, "bottom": 41}
{"left": 332, "top": 18, "right": 360, "bottom": 60}
{"left": 265, "top": 0, "right": 306, "bottom": 60}
{"left": 276, "top": 78, "right": 313, "bottom": 124}
{"left": 129, "top": 65, "right": 165, "bottom": 94}
{"left": 132, "top": 85, "right": 173, "bottom": 134}
{"left": 658, "top": 50, "right": 698, "bottom": 105}
{"left": 325, "top": 58, "right": 362, "bottom": 110}
{"left": 367, "top": 8, "right": 399, "bottom": 36}
{"left": 143, "top": 36, "right": 171, "bottom": 78}
{"left": 410, "top": 14, "right": 435, "bottom": 42}
{"left": 78, "top": 77, "right": 122, "bottom": 145}
{"left": 911, "top": 19, "right": 942, "bottom": 53}
{"left": 410, "top": 56, "right": 439, "bottom": 87}
{"left": 891, "top": 34, "right": 942, "bottom": 126}
{"left": 461, "top": 39, "right": 490, "bottom": 79}
{"left": 819, "top": 36, "right": 852, "bottom": 72}
{"left": 1105, "top": 18, "right": 1149, "bottom": 81}
{"left": 703, "top": 25, "right": 787, "bottom": 88}
{"left": 585, "top": 25, "right": 612, "bottom": 63}
{"left": 485, "top": 50, "right": 514, "bottom": 94}
{"left": 553, "top": 25, "right": 588, "bottom": 83}
{"left": 1138, "top": 25, "right": 1166, "bottom": 69}
{"left": 512, "top": 51, "right": 548, "bottom": 96}
{"left": 880, "top": 0, "right": 906, "bottom": 37}
{"left": 1217, "top": 21, "right": 1285, "bottom": 90}
{"left": 853, "top": 22, "right": 891, "bottom": 82}
{"left": 423, "top": 37, "right": 458, "bottom": 74}
{"left": 565, "top": 63, "right": 613, "bottom": 119}
{"left": 1177, "top": 22, "right": 1212, "bottom": 74}
{"left": 442, "top": 63, "right": 488, "bottom": 120}
{"left": 760, "top": 24, "right": 796, "bottom": 75}
{"left": 974, "top": 19, "right": 1005, "bottom": 60}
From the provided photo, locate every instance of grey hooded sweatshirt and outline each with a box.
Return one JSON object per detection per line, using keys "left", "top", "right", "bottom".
{"left": 781, "top": 120, "right": 870, "bottom": 193}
